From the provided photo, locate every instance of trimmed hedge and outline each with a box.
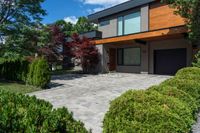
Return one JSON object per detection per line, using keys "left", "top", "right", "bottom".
{"left": 0, "top": 90, "right": 88, "bottom": 133}
{"left": 27, "top": 58, "right": 50, "bottom": 88}
{"left": 0, "top": 58, "right": 29, "bottom": 82}
{"left": 176, "top": 67, "right": 200, "bottom": 80}
{"left": 0, "top": 57, "right": 51, "bottom": 88}
{"left": 103, "top": 67, "right": 200, "bottom": 133}
{"left": 161, "top": 78, "right": 200, "bottom": 106}
{"left": 150, "top": 85, "right": 198, "bottom": 113}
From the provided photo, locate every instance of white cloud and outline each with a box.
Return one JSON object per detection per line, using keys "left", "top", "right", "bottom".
{"left": 82, "top": 0, "right": 129, "bottom": 6}
{"left": 87, "top": 7, "right": 105, "bottom": 14}
{"left": 64, "top": 16, "right": 78, "bottom": 24}
{"left": 81, "top": 0, "right": 129, "bottom": 14}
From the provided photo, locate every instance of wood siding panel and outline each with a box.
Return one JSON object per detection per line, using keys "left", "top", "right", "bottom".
{"left": 94, "top": 26, "right": 187, "bottom": 45}
{"left": 149, "top": 2, "right": 185, "bottom": 30}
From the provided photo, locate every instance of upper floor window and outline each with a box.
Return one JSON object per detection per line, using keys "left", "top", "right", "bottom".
{"left": 117, "top": 11, "right": 141, "bottom": 36}
{"left": 99, "top": 20, "right": 110, "bottom": 27}
{"left": 118, "top": 17, "right": 123, "bottom": 36}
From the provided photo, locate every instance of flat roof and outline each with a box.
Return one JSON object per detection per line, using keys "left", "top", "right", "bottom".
{"left": 88, "top": 0, "right": 155, "bottom": 23}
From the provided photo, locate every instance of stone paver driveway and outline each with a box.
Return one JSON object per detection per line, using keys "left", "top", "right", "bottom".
{"left": 30, "top": 73, "right": 170, "bottom": 133}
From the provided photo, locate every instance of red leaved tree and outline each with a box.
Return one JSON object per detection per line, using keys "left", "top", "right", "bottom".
{"left": 67, "top": 33, "right": 100, "bottom": 73}
{"left": 38, "top": 25, "right": 65, "bottom": 66}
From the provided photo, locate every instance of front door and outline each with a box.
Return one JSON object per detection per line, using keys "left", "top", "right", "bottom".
{"left": 109, "top": 48, "right": 116, "bottom": 71}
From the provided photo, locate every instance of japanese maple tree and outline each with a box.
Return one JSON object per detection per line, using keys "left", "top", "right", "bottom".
{"left": 38, "top": 25, "right": 65, "bottom": 64}
{"left": 68, "top": 33, "right": 100, "bottom": 73}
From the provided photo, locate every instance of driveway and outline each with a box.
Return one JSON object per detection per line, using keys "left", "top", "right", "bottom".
{"left": 30, "top": 73, "right": 170, "bottom": 133}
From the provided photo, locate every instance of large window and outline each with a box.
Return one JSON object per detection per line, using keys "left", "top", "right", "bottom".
{"left": 117, "top": 17, "right": 123, "bottom": 36}
{"left": 117, "top": 48, "right": 141, "bottom": 66}
{"left": 117, "top": 11, "right": 141, "bottom": 36}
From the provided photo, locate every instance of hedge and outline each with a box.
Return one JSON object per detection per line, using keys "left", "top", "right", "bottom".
{"left": 176, "top": 67, "right": 200, "bottom": 80}
{"left": 0, "top": 90, "right": 88, "bottom": 133}
{"left": 161, "top": 78, "right": 200, "bottom": 106}
{"left": 150, "top": 85, "right": 198, "bottom": 114}
{"left": 0, "top": 57, "right": 51, "bottom": 89}
{"left": 0, "top": 58, "right": 29, "bottom": 82}
{"left": 103, "top": 67, "right": 200, "bottom": 133}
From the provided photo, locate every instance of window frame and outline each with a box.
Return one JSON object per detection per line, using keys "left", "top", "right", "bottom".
{"left": 117, "top": 47, "right": 141, "bottom": 66}
{"left": 117, "top": 11, "right": 141, "bottom": 36}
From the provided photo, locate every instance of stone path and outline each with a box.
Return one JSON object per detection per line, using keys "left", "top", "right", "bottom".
{"left": 30, "top": 73, "right": 170, "bottom": 133}
{"left": 193, "top": 113, "right": 200, "bottom": 133}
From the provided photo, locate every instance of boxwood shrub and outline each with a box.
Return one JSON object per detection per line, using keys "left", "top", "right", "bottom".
{"left": 150, "top": 85, "right": 198, "bottom": 113}
{"left": 176, "top": 67, "right": 200, "bottom": 80}
{"left": 161, "top": 78, "right": 200, "bottom": 105}
{"left": 103, "top": 90, "right": 194, "bottom": 133}
{"left": 103, "top": 67, "right": 200, "bottom": 133}
{"left": 0, "top": 90, "right": 88, "bottom": 133}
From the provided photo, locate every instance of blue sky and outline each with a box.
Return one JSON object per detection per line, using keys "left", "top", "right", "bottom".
{"left": 42, "top": 0, "right": 129, "bottom": 24}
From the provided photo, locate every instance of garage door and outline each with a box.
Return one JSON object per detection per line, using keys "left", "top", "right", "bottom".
{"left": 154, "top": 48, "right": 187, "bottom": 75}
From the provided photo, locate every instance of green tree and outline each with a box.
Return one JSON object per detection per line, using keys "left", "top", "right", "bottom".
{"left": 54, "top": 20, "right": 74, "bottom": 36}
{"left": 163, "top": 0, "right": 200, "bottom": 43}
{"left": 0, "top": 0, "right": 46, "bottom": 36}
{"left": 74, "top": 17, "right": 97, "bottom": 34}
{"left": 0, "top": 24, "right": 49, "bottom": 58}
{"left": 0, "top": 0, "right": 47, "bottom": 58}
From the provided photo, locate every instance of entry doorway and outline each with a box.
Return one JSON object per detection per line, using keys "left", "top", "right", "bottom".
{"left": 109, "top": 48, "right": 116, "bottom": 71}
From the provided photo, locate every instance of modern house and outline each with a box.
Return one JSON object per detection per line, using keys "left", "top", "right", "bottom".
{"left": 88, "top": 0, "right": 199, "bottom": 75}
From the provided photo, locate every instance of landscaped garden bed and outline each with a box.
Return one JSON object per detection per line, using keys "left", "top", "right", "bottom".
{"left": 103, "top": 67, "right": 200, "bottom": 133}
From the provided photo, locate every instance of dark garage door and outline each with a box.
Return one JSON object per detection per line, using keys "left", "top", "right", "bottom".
{"left": 154, "top": 48, "right": 187, "bottom": 75}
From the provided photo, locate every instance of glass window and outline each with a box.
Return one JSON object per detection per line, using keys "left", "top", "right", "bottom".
{"left": 99, "top": 20, "right": 110, "bottom": 27}
{"left": 117, "top": 17, "right": 123, "bottom": 36}
{"left": 117, "top": 48, "right": 141, "bottom": 66}
{"left": 124, "top": 48, "right": 141, "bottom": 65}
{"left": 117, "top": 11, "right": 141, "bottom": 36}
{"left": 124, "top": 12, "right": 141, "bottom": 35}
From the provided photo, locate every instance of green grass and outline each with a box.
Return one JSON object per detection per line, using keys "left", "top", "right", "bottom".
{"left": 0, "top": 81, "right": 42, "bottom": 94}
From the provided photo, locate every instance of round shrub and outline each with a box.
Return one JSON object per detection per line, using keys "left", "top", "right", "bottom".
{"left": 27, "top": 58, "right": 51, "bottom": 88}
{"left": 103, "top": 90, "right": 194, "bottom": 133}
{"left": 161, "top": 78, "right": 200, "bottom": 105}
{"left": 150, "top": 85, "right": 198, "bottom": 113}
{"left": 175, "top": 67, "right": 200, "bottom": 81}
{"left": 0, "top": 90, "right": 88, "bottom": 133}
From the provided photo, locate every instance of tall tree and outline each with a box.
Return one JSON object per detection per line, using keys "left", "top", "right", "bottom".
{"left": 38, "top": 25, "right": 65, "bottom": 64}
{"left": 0, "top": 0, "right": 46, "bottom": 37}
{"left": 0, "top": 24, "right": 48, "bottom": 59}
{"left": 54, "top": 20, "right": 74, "bottom": 36}
{"left": 0, "top": 0, "right": 46, "bottom": 58}
{"left": 74, "top": 17, "right": 97, "bottom": 34}
{"left": 163, "top": 0, "right": 200, "bottom": 43}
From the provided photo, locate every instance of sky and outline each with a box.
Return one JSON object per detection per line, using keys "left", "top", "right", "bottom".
{"left": 42, "top": 0, "right": 129, "bottom": 24}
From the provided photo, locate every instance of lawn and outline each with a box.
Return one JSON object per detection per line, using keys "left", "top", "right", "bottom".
{"left": 0, "top": 81, "right": 42, "bottom": 94}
